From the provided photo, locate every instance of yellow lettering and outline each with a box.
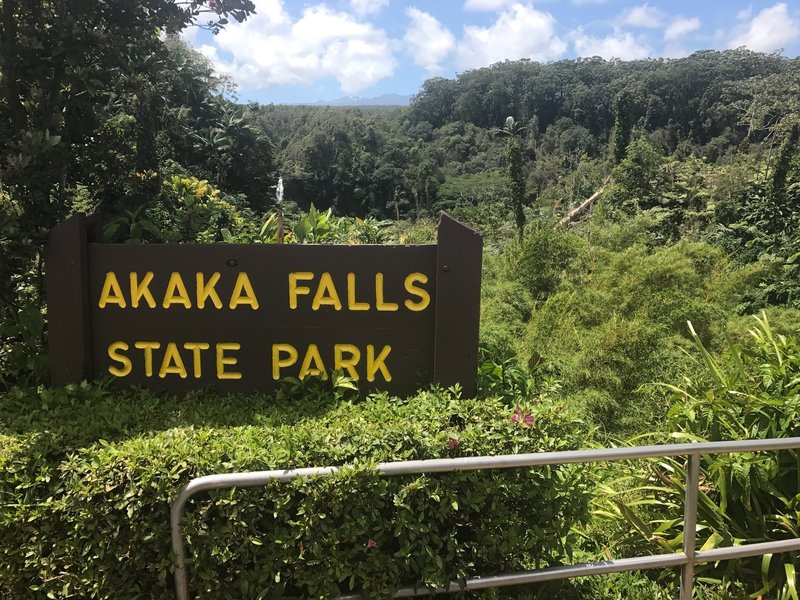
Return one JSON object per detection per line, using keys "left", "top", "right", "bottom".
{"left": 367, "top": 344, "right": 392, "bottom": 382}
{"left": 159, "top": 342, "right": 188, "bottom": 379}
{"left": 229, "top": 272, "right": 259, "bottom": 310}
{"left": 183, "top": 342, "right": 210, "bottom": 378}
{"left": 130, "top": 272, "right": 156, "bottom": 308}
{"left": 298, "top": 344, "right": 327, "bottom": 379}
{"left": 334, "top": 344, "right": 361, "bottom": 380}
{"left": 404, "top": 273, "right": 430, "bottom": 312}
{"left": 311, "top": 272, "right": 342, "bottom": 311}
{"left": 347, "top": 273, "right": 370, "bottom": 311}
{"left": 288, "top": 272, "right": 314, "bottom": 309}
{"left": 107, "top": 341, "right": 131, "bottom": 377}
{"left": 98, "top": 272, "right": 126, "bottom": 308}
{"left": 196, "top": 273, "right": 222, "bottom": 309}
{"left": 375, "top": 273, "right": 398, "bottom": 312}
{"left": 162, "top": 272, "right": 192, "bottom": 309}
{"left": 134, "top": 341, "right": 161, "bottom": 377}
{"left": 216, "top": 343, "right": 242, "bottom": 380}
{"left": 272, "top": 343, "right": 298, "bottom": 380}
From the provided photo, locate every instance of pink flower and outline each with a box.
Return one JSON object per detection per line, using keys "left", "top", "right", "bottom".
{"left": 447, "top": 438, "right": 459, "bottom": 450}
{"left": 512, "top": 406, "right": 534, "bottom": 427}
{"left": 366, "top": 539, "right": 377, "bottom": 549}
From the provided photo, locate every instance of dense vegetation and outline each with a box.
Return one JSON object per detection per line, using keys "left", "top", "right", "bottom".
{"left": 2, "top": 3, "right": 800, "bottom": 598}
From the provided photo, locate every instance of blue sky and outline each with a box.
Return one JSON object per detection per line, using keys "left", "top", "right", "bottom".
{"left": 182, "top": 1, "right": 800, "bottom": 104}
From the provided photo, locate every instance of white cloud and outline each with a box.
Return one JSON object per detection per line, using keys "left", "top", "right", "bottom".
{"left": 623, "top": 4, "right": 664, "bottom": 28}
{"left": 728, "top": 3, "right": 800, "bottom": 53}
{"left": 464, "top": 0, "right": 514, "bottom": 10}
{"left": 404, "top": 8, "right": 455, "bottom": 72}
{"left": 202, "top": 0, "right": 396, "bottom": 93}
{"left": 572, "top": 27, "right": 651, "bottom": 60}
{"left": 664, "top": 16, "right": 701, "bottom": 41}
{"left": 455, "top": 4, "right": 567, "bottom": 68}
{"left": 350, "top": 0, "right": 388, "bottom": 16}
{"left": 197, "top": 44, "right": 218, "bottom": 62}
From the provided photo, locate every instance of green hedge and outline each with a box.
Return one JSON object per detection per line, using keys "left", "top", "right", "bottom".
{"left": 0, "top": 384, "right": 593, "bottom": 599}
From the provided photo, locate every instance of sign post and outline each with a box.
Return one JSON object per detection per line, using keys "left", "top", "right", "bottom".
{"left": 46, "top": 213, "right": 482, "bottom": 396}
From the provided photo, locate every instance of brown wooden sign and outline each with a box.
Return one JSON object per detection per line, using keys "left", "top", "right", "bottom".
{"left": 45, "top": 213, "right": 482, "bottom": 396}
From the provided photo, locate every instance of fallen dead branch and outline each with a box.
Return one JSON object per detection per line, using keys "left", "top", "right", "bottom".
{"left": 558, "top": 176, "right": 612, "bottom": 226}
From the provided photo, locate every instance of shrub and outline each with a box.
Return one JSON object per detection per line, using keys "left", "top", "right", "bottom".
{"left": 480, "top": 253, "right": 533, "bottom": 356}
{"left": 0, "top": 304, "right": 47, "bottom": 389}
{"left": 0, "top": 384, "right": 594, "bottom": 599}
{"left": 583, "top": 206, "right": 673, "bottom": 252}
{"left": 0, "top": 190, "right": 48, "bottom": 389}
{"left": 155, "top": 175, "right": 248, "bottom": 243}
{"left": 603, "top": 315, "right": 800, "bottom": 598}
{"left": 500, "top": 222, "right": 583, "bottom": 302}
{"left": 724, "top": 307, "right": 800, "bottom": 346}
{"left": 523, "top": 241, "right": 731, "bottom": 433}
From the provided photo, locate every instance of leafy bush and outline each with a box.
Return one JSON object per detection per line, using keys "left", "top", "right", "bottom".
{"left": 500, "top": 222, "right": 583, "bottom": 302}
{"left": 602, "top": 315, "right": 800, "bottom": 598}
{"left": 385, "top": 218, "right": 438, "bottom": 244}
{"left": 252, "top": 205, "right": 391, "bottom": 245}
{"left": 725, "top": 307, "right": 800, "bottom": 345}
{"left": 0, "top": 384, "right": 593, "bottom": 599}
{"left": 156, "top": 175, "right": 248, "bottom": 243}
{"left": 0, "top": 191, "right": 48, "bottom": 389}
{"left": 523, "top": 241, "right": 732, "bottom": 433}
{"left": 102, "top": 175, "right": 251, "bottom": 244}
{"left": 606, "top": 138, "right": 667, "bottom": 214}
{"left": 0, "top": 304, "right": 47, "bottom": 390}
{"left": 710, "top": 158, "right": 800, "bottom": 309}
{"left": 480, "top": 253, "right": 534, "bottom": 356}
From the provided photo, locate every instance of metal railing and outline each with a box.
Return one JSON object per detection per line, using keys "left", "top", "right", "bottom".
{"left": 171, "top": 437, "right": 800, "bottom": 600}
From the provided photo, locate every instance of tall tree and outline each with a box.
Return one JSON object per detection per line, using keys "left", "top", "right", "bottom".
{"left": 771, "top": 123, "right": 800, "bottom": 207}
{"left": 0, "top": 0, "right": 255, "bottom": 312}
{"left": 0, "top": 0, "right": 255, "bottom": 234}
{"left": 498, "top": 116, "right": 528, "bottom": 240}
{"left": 612, "top": 91, "right": 634, "bottom": 164}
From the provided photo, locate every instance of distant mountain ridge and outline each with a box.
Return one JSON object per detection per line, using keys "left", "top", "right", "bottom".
{"left": 312, "top": 93, "right": 412, "bottom": 106}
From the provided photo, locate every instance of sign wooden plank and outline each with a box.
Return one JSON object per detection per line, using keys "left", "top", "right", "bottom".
{"left": 45, "top": 213, "right": 93, "bottom": 386}
{"left": 434, "top": 213, "right": 483, "bottom": 397}
{"left": 47, "top": 213, "right": 481, "bottom": 396}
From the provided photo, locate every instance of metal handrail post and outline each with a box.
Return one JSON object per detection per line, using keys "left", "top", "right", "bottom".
{"left": 171, "top": 466, "right": 341, "bottom": 600}
{"left": 680, "top": 452, "right": 701, "bottom": 600}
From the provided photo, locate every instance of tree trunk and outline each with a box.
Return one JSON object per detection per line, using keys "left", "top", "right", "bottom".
{"left": 1, "top": 0, "right": 25, "bottom": 132}
{"left": 558, "top": 177, "right": 612, "bottom": 227}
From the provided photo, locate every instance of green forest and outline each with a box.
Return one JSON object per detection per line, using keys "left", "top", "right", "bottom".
{"left": 2, "top": 1, "right": 800, "bottom": 598}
